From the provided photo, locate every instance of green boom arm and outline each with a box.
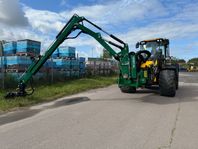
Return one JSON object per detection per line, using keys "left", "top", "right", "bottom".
{"left": 5, "top": 14, "right": 130, "bottom": 98}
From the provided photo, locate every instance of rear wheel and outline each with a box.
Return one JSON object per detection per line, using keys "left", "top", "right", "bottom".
{"left": 120, "top": 86, "right": 136, "bottom": 93}
{"left": 159, "top": 70, "right": 176, "bottom": 97}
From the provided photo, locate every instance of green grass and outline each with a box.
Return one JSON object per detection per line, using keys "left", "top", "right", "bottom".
{"left": 0, "top": 76, "right": 117, "bottom": 112}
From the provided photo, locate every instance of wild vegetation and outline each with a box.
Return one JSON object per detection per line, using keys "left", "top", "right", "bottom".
{"left": 0, "top": 76, "right": 117, "bottom": 112}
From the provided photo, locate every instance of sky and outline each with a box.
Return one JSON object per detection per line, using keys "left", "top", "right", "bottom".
{"left": 0, "top": 0, "right": 198, "bottom": 60}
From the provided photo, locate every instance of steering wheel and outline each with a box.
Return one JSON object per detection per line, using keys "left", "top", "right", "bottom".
{"left": 136, "top": 50, "right": 151, "bottom": 63}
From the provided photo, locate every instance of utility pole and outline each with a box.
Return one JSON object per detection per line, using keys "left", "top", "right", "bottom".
{"left": 51, "top": 56, "right": 54, "bottom": 84}
{"left": 92, "top": 47, "right": 94, "bottom": 58}
{"left": 0, "top": 41, "right": 5, "bottom": 89}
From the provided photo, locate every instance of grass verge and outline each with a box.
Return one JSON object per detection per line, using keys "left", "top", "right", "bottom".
{"left": 0, "top": 76, "right": 117, "bottom": 112}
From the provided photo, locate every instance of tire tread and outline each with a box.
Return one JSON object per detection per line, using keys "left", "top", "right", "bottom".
{"left": 159, "top": 70, "right": 176, "bottom": 97}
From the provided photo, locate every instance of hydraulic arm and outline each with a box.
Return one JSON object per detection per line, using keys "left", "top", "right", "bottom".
{"left": 5, "top": 14, "right": 130, "bottom": 98}
{"left": 5, "top": 14, "right": 178, "bottom": 98}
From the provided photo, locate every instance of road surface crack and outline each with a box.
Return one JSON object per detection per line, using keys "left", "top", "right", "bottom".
{"left": 158, "top": 101, "right": 181, "bottom": 149}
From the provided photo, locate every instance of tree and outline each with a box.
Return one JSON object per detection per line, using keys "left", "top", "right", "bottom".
{"left": 188, "top": 58, "right": 198, "bottom": 66}
{"left": 177, "top": 59, "right": 186, "bottom": 63}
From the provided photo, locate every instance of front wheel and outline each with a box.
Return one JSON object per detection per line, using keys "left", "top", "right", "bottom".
{"left": 159, "top": 70, "right": 176, "bottom": 97}
{"left": 176, "top": 74, "right": 179, "bottom": 90}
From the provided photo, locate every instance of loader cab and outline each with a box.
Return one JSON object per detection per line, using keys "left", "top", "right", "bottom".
{"left": 136, "top": 38, "right": 170, "bottom": 59}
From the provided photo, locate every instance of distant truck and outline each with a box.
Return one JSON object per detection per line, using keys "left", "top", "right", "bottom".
{"left": 188, "top": 63, "right": 198, "bottom": 72}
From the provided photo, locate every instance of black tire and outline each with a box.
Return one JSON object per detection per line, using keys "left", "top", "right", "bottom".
{"left": 159, "top": 70, "right": 176, "bottom": 97}
{"left": 120, "top": 86, "right": 136, "bottom": 93}
{"left": 176, "top": 74, "right": 179, "bottom": 90}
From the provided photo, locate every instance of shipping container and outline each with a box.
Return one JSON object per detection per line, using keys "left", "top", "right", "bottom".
{"left": 0, "top": 56, "right": 7, "bottom": 68}
{"left": 71, "top": 59, "right": 79, "bottom": 70}
{"left": 3, "top": 56, "right": 32, "bottom": 73}
{"left": 6, "top": 56, "right": 32, "bottom": 66}
{"left": 52, "top": 49, "right": 59, "bottom": 58}
{"left": 44, "top": 59, "right": 56, "bottom": 68}
{"left": 58, "top": 46, "right": 75, "bottom": 58}
{"left": 79, "top": 63, "right": 85, "bottom": 69}
{"left": 3, "top": 41, "right": 16, "bottom": 56}
{"left": 79, "top": 57, "right": 85, "bottom": 62}
{"left": 16, "top": 39, "right": 41, "bottom": 55}
{"left": 53, "top": 59, "right": 71, "bottom": 69}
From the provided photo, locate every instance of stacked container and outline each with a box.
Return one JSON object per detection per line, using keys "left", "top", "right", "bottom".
{"left": 71, "top": 59, "right": 79, "bottom": 70}
{"left": 1, "top": 39, "right": 41, "bottom": 73}
{"left": 44, "top": 60, "right": 56, "bottom": 68}
{"left": 58, "top": 46, "right": 75, "bottom": 58}
{"left": 71, "top": 59, "right": 79, "bottom": 78}
{"left": 52, "top": 46, "right": 81, "bottom": 78}
{"left": 16, "top": 39, "right": 41, "bottom": 56}
{"left": 53, "top": 59, "right": 71, "bottom": 70}
{"left": 1, "top": 40, "right": 88, "bottom": 81}
{"left": 3, "top": 41, "right": 16, "bottom": 56}
{"left": 0, "top": 56, "right": 7, "bottom": 69}
{"left": 42, "top": 59, "right": 56, "bottom": 73}
{"left": 52, "top": 49, "right": 59, "bottom": 58}
{"left": 5, "top": 56, "right": 32, "bottom": 72}
{"left": 79, "top": 57, "right": 86, "bottom": 77}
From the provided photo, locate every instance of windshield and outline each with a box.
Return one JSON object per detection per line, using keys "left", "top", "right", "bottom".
{"left": 139, "top": 41, "right": 167, "bottom": 57}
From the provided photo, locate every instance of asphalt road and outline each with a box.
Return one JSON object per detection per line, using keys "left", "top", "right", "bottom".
{"left": 0, "top": 72, "right": 198, "bottom": 149}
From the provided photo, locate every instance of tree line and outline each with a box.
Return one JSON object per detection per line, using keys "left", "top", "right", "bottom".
{"left": 177, "top": 58, "right": 198, "bottom": 66}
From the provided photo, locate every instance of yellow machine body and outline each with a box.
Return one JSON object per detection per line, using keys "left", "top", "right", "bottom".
{"left": 140, "top": 60, "right": 154, "bottom": 68}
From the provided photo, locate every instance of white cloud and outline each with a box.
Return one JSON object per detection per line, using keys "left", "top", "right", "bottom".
{"left": 76, "top": 50, "right": 89, "bottom": 58}
{"left": 0, "top": 0, "right": 198, "bottom": 59}
{"left": 60, "top": 0, "right": 167, "bottom": 25}
{"left": 123, "top": 22, "right": 198, "bottom": 44}
{"left": 120, "top": 1, "right": 198, "bottom": 52}
{"left": 18, "top": 0, "right": 169, "bottom": 53}
{"left": 0, "top": 0, "right": 28, "bottom": 26}
{"left": 21, "top": 0, "right": 167, "bottom": 35}
{"left": 24, "top": 6, "right": 65, "bottom": 33}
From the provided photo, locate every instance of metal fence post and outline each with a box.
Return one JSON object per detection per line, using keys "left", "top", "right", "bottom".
{"left": 0, "top": 41, "right": 5, "bottom": 89}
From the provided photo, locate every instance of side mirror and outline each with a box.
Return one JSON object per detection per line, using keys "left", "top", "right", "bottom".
{"left": 165, "top": 39, "right": 169, "bottom": 45}
{"left": 136, "top": 42, "right": 139, "bottom": 48}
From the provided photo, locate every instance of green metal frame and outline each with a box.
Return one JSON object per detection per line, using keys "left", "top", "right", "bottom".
{"left": 6, "top": 14, "right": 147, "bottom": 97}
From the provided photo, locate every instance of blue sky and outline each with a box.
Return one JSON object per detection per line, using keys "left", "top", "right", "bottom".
{"left": 0, "top": 0, "right": 198, "bottom": 60}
